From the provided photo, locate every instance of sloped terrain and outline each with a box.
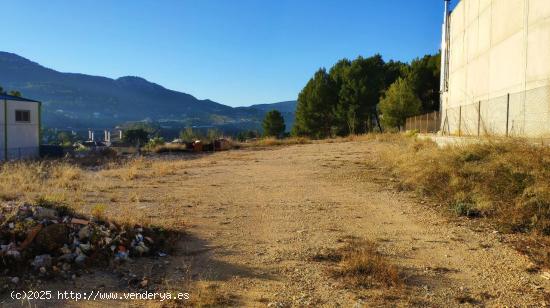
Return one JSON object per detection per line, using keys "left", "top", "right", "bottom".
{"left": 0, "top": 52, "right": 295, "bottom": 130}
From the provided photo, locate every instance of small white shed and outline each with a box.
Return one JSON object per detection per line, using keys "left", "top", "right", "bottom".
{"left": 0, "top": 94, "right": 41, "bottom": 160}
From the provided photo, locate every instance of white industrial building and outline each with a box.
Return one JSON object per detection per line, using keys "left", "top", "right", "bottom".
{"left": 0, "top": 94, "right": 41, "bottom": 160}
{"left": 440, "top": 0, "right": 550, "bottom": 137}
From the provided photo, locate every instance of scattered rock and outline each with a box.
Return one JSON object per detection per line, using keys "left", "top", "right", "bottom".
{"left": 75, "top": 254, "right": 87, "bottom": 264}
{"left": 140, "top": 278, "right": 148, "bottom": 288}
{"left": 78, "top": 226, "right": 91, "bottom": 240}
{"left": 62, "top": 263, "right": 71, "bottom": 271}
{"left": 33, "top": 207, "right": 58, "bottom": 220}
{"left": 31, "top": 254, "right": 52, "bottom": 269}
{"left": 0, "top": 202, "right": 174, "bottom": 280}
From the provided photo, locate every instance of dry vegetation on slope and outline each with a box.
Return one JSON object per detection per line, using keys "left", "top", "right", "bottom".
{"left": 0, "top": 157, "right": 189, "bottom": 229}
{"left": 375, "top": 136, "right": 550, "bottom": 268}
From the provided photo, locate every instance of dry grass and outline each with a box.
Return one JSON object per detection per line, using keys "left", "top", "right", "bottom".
{"left": 325, "top": 133, "right": 407, "bottom": 144}
{"left": 240, "top": 136, "right": 311, "bottom": 148}
{"left": 0, "top": 161, "right": 85, "bottom": 205}
{"left": 99, "top": 157, "right": 186, "bottom": 181}
{"left": 186, "top": 283, "right": 237, "bottom": 307}
{"left": 371, "top": 135, "right": 550, "bottom": 268}
{"left": 236, "top": 133, "right": 408, "bottom": 149}
{"left": 312, "top": 239, "right": 401, "bottom": 289}
{"left": 0, "top": 157, "right": 191, "bottom": 230}
{"left": 334, "top": 240, "right": 401, "bottom": 288}
{"left": 382, "top": 137, "right": 550, "bottom": 236}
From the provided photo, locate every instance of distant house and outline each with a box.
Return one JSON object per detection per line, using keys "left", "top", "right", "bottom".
{"left": 0, "top": 94, "right": 41, "bottom": 160}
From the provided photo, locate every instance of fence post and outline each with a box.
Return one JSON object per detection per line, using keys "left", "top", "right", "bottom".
{"left": 445, "top": 109, "right": 449, "bottom": 135}
{"left": 506, "top": 93, "right": 510, "bottom": 137}
{"left": 458, "top": 106, "right": 462, "bottom": 136}
{"left": 477, "top": 101, "right": 481, "bottom": 136}
{"left": 425, "top": 113, "right": 429, "bottom": 133}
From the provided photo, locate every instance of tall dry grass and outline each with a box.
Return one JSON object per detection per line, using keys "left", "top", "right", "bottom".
{"left": 0, "top": 157, "right": 191, "bottom": 230}
{"left": 0, "top": 161, "right": 85, "bottom": 204}
{"left": 382, "top": 137, "right": 550, "bottom": 235}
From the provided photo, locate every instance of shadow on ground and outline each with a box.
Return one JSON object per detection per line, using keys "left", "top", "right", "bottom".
{"left": 0, "top": 232, "right": 269, "bottom": 307}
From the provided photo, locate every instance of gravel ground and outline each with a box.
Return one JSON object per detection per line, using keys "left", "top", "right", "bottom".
{"left": 3, "top": 140, "right": 549, "bottom": 307}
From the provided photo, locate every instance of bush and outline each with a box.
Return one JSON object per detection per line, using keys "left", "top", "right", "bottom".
{"left": 145, "top": 136, "right": 165, "bottom": 149}
{"left": 123, "top": 129, "right": 149, "bottom": 147}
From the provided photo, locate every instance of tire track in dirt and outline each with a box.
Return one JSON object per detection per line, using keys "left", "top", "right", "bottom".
{"left": 51, "top": 141, "right": 538, "bottom": 307}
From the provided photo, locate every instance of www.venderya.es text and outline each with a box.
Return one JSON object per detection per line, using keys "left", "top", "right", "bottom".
{"left": 11, "top": 290, "right": 190, "bottom": 302}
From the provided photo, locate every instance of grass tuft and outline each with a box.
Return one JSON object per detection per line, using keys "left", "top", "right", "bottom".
{"left": 312, "top": 239, "right": 402, "bottom": 289}
{"left": 334, "top": 240, "right": 401, "bottom": 288}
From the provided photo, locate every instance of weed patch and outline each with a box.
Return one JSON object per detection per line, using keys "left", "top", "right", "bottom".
{"left": 312, "top": 240, "right": 402, "bottom": 289}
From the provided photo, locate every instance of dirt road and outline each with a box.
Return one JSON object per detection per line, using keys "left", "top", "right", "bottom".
{"left": 152, "top": 141, "right": 548, "bottom": 307}
{"left": 22, "top": 141, "right": 548, "bottom": 307}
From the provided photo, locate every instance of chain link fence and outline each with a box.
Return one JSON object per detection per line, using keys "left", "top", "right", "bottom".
{"left": 441, "top": 85, "right": 550, "bottom": 138}
{"left": 404, "top": 111, "right": 441, "bottom": 133}
{"left": 2, "top": 147, "right": 40, "bottom": 161}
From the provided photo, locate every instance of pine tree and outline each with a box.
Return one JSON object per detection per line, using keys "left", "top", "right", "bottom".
{"left": 292, "top": 69, "right": 337, "bottom": 138}
{"left": 262, "top": 110, "right": 286, "bottom": 138}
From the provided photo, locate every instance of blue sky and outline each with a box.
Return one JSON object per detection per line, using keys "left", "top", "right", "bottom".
{"left": 1, "top": 0, "right": 451, "bottom": 107}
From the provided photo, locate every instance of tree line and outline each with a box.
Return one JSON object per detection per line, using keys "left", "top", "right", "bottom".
{"left": 0, "top": 85, "right": 22, "bottom": 97}
{"left": 291, "top": 53, "right": 440, "bottom": 138}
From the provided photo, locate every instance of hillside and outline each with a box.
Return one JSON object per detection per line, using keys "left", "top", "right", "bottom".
{"left": 240, "top": 100, "right": 296, "bottom": 131}
{"left": 249, "top": 100, "right": 297, "bottom": 113}
{"left": 0, "top": 52, "right": 296, "bottom": 131}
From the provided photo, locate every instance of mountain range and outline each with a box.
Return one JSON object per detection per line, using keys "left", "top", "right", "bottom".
{"left": 0, "top": 52, "right": 296, "bottom": 132}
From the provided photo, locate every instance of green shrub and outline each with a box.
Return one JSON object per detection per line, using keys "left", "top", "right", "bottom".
{"left": 146, "top": 136, "right": 165, "bottom": 149}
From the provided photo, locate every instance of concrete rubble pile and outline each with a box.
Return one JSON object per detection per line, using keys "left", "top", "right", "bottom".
{"left": 0, "top": 202, "right": 169, "bottom": 282}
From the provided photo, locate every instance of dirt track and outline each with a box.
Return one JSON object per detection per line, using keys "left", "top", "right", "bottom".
{"left": 11, "top": 141, "right": 549, "bottom": 307}
{"left": 164, "top": 141, "right": 549, "bottom": 306}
